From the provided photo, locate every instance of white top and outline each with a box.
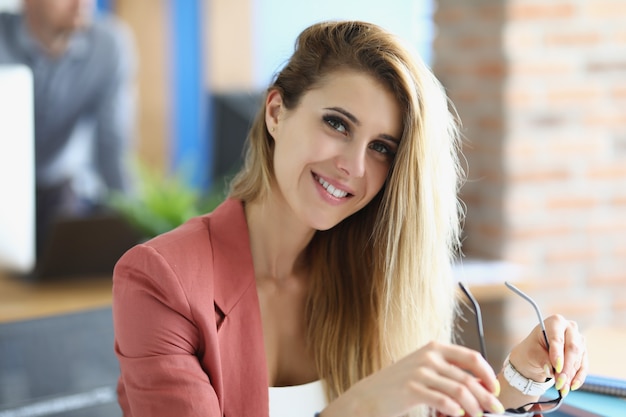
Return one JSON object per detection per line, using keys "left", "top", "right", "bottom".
{"left": 269, "top": 380, "right": 326, "bottom": 417}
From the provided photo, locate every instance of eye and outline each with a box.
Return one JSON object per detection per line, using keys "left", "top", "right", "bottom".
{"left": 323, "top": 115, "right": 349, "bottom": 135}
{"left": 369, "top": 141, "right": 396, "bottom": 158}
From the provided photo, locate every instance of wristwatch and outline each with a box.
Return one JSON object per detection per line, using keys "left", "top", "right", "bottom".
{"left": 502, "top": 356, "right": 555, "bottom": 396}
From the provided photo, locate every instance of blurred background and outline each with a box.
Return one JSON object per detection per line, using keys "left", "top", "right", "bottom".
{"left": 91, "top": 0, "right": 626, "bottom": 361}
{"left": 0, "top": 0, "right": 625, "bottom": 415}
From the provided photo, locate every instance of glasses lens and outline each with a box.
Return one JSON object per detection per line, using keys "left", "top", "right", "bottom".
{"left": 460, "top": 281, "right": 565, "bottom": 417}
{"left": 487, "top": 392, "right": 563, "bottom": 416}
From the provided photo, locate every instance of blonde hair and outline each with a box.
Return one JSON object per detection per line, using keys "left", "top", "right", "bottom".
{"left": 230, "top": 21, "right": 463, "bottom": 415}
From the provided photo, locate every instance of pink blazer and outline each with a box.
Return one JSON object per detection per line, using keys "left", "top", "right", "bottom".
{"left": 113, "top": 198, "right": 270, "bottom": 416}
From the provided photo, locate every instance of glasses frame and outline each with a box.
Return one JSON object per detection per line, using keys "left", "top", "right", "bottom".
{"left": 458, "top": 281, "right": 564, "bottom": 416}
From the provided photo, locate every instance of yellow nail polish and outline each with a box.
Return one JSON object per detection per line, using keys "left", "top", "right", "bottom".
{"left": 555, "top": 374, "right": 567, "bottom": 391}
{"left": 491, "top": 402, "right": 505, "bottom": 415}
{"left": 544, "top": 363, "right": 552, "bottom": 376}
{"left": 457, "top": 409, "right": 465, "bottom": 416}
{"left": 561, "top": 384, "right": 571, "bottom": 397}
{"left": 571, "top": 379, "right": 582, "bottom": 391}
{"left": 494, "top": 379, "right": 501, "bottom": 396}
{"left": 556, "top": 356, "right": 564, "bottom": 374}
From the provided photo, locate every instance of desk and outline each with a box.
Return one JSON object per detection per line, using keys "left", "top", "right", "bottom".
{"left": 2, "top": 268, "right": 623, "bottom": 378}
{"left": 584, "top": 326, "right": 626, "bottom": 380}
{"left": 0, "top": 270, "right": 510, "bottom": 325}
{"left": 0, "top": 271, "right": 113, "bottom": 323}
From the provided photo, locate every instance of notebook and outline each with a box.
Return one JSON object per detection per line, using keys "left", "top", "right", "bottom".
{"left": 580, "top": 374, "right": 626, "bottom": 398}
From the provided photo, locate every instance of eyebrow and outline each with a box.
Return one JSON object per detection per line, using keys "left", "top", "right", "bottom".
{"left": 325, "top": 106, "right": 360, "bottom": 125}
{"left": 324, "top": 106, "right": 400, "bottom": 144}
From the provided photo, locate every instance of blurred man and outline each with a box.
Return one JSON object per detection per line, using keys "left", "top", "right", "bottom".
{"left": 0, "top": 0, "right": 136, "bottom": 255}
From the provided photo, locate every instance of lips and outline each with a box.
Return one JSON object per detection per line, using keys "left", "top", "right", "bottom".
{"left": 314, "top": 174, "right": 351, "bottom": 198}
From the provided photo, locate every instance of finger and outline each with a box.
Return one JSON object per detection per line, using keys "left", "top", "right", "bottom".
{"left": 428, "top": 366, "right": 505, "bottom": 417}
{"left": 570, "top": 348, "right": 589, "bottom": 392}
{"left": 425, "top": 348, "right": 505, "bottom": 416}
{"left": 437, "top": 344, "right": 499, "bottom": 394}
{"left": 543, "top": 314, "right": 569, "bottom": 374}
{"left": 555, "top": 321, "right": 585, "bottom": 394}
{"left": 415, "top": 367, "right": 478, "bottom": 417}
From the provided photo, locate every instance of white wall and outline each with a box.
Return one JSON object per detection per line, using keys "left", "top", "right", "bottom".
{"left": 0, "top": 0, "right": 20, "bottom": 12}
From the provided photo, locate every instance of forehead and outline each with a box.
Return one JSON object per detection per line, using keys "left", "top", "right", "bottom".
{"left": 28, "top": 0, "right": 91, "bottom": 13}
{"left": 301, "top": 70, "right": 403, "bottom": 138}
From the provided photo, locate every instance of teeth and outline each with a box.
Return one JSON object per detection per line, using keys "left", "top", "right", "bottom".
{"left": 317, "top": 176, "right": 348, "bottom": 198}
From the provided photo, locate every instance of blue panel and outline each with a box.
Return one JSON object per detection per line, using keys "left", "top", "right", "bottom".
{"left": 169, "top": 0, "right": 211, "bottom": 190}
{"left": 96, "top": 0, "right": 114, "bottom": 13}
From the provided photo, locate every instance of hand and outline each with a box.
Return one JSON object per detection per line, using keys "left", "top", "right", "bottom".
{"left": 322, "top": 341, "right": 505, "bottom": 417}
{"left": 508, "top": 314, "right": 588, "bottom": 396}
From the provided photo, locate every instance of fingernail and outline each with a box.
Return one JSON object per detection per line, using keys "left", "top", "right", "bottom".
{"left": 491, "top": 401, "right": 505, "bottom": 415}
{"left": 555, "top": 374, "right": 567, "bottom": 391}
{"left": 561, "top": 384, "right": 571, "bottom": 397}
{"left": 544, "top": 363, "right": 552, "bottom": 377}
{"left": 556, "top": 356, "right": 564, "bottom": 374}
{"left": 457, "top": 409, "right": 465, "bottom": 416}
{"left": 493, "top": 379, "right": 501, "bottom": 396}
{"left": 571, "top": 379, "right": 583, "bottom": 391}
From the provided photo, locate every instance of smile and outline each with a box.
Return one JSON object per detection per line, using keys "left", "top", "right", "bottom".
{"left": 315, "top": 175, "right": 350, "bottom": 198}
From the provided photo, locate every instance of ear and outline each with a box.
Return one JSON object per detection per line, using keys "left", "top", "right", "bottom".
{"left": 265, "top": 89, "right": 283, "bottom": 137}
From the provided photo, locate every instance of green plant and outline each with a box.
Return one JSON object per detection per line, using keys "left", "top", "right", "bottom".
{"left": 108, "top": 164, "right": 228, "bottom": 239}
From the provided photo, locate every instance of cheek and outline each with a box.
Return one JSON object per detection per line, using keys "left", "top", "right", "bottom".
{"left": 367, "top": 162, "right": 391, "bottom": 195}
{"left": 276, "top": 127, "right": 334, "bottom": 167}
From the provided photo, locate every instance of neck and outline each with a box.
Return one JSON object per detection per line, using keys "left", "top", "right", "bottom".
{"left": 245, "top": 193, "right": 316, "bottom": 282}
{"left": 25, "top": 15, "right": 71, "bottom": 57}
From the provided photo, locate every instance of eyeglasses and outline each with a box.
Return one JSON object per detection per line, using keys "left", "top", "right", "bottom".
{"left": 458, "top": 281, "right": 564, "bottom": 416}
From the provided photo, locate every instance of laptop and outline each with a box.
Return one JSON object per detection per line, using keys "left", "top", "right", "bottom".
{"left": 29, "top": 211, "right": 141, "bottom": 280}
{"left": 0, "top": 65, "right": 36, "bottom": 274}
{"left": 0, "top": 64, "right": 140, "bottom": 280}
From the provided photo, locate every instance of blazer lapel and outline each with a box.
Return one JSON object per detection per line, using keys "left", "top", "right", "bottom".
{"left": 209, "top": 199, "right": 270, "bottom": 417}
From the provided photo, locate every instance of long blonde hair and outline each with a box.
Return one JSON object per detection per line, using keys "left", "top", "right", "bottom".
{"left": 230, "top": 21, "right": 463, "bottom": 415}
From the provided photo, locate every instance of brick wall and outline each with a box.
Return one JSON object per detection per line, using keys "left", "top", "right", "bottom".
{"left": 434, "top": 0, "right": 626, "bottom": 365}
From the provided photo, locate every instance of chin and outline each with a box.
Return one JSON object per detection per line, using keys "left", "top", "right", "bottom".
{"left": 71, "top": 15, "right": 92, "bottom": 29}
{"left": 309, "top": 215, "right": 343, "bottom": 232}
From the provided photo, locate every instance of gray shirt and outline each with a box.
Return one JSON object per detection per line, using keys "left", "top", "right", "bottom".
{"left": 0, "top": 12, "right": 136, "bottom": 201}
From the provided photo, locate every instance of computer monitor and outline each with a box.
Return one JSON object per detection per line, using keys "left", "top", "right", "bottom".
{"left": 0, "top": 64, "right": 36, "bottom": 274}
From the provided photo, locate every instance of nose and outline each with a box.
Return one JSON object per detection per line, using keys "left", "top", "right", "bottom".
{"left": 336, "top": 141, "right": 367, "bottom": 178}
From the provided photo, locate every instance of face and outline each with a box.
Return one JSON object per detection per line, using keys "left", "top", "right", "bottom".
{"left": 266, "top": 70, "right": 402, "bottom": 231}
{"left": 25, "top": 0, "right": 95, "bottom": 32}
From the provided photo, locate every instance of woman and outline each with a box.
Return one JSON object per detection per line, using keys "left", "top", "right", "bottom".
{"left": 113, "top": 21, "right": 586, "bottom": 417}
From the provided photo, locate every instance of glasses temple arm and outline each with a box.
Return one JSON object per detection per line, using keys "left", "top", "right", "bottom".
{"left": 504, "top": 281, "right": 550, "bottom": 351}
{"left": 458, "top": 282, "right": 488, "bottom": 360}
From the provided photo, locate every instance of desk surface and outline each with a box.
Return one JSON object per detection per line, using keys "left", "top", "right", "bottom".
{"left": 2, "top": 271, "right": 625, "bottom": 380}
{"left": 0, "top": 270, "right": 511, "bottom": 324}
{"left": 1, "top": 271, "right": 624, "bottom": 417}
{"left": 0, "top": 271, "right": 113, "bottom": 323}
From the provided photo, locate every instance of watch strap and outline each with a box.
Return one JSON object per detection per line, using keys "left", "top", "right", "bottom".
{"left": 502, "top": 356, "right": 555, "bottom": 396}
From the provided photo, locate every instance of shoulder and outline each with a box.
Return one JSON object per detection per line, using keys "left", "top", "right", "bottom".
{"left": 115, "top": 198, "right": 249, "bottom": 294}
{"left": 0, "top": 12, "right": 19, "bottom": 28}
{"left": 85, "top": 13, "right": 135, "bottom": 63}
{"left": 146, "top": 198, "right": 246, "bottom": 259}
{"left": 90, "top": 14, "right": 132, "bottom": 46}
{"left": 0, "top": 13, "right": 21, "bottom": 57}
